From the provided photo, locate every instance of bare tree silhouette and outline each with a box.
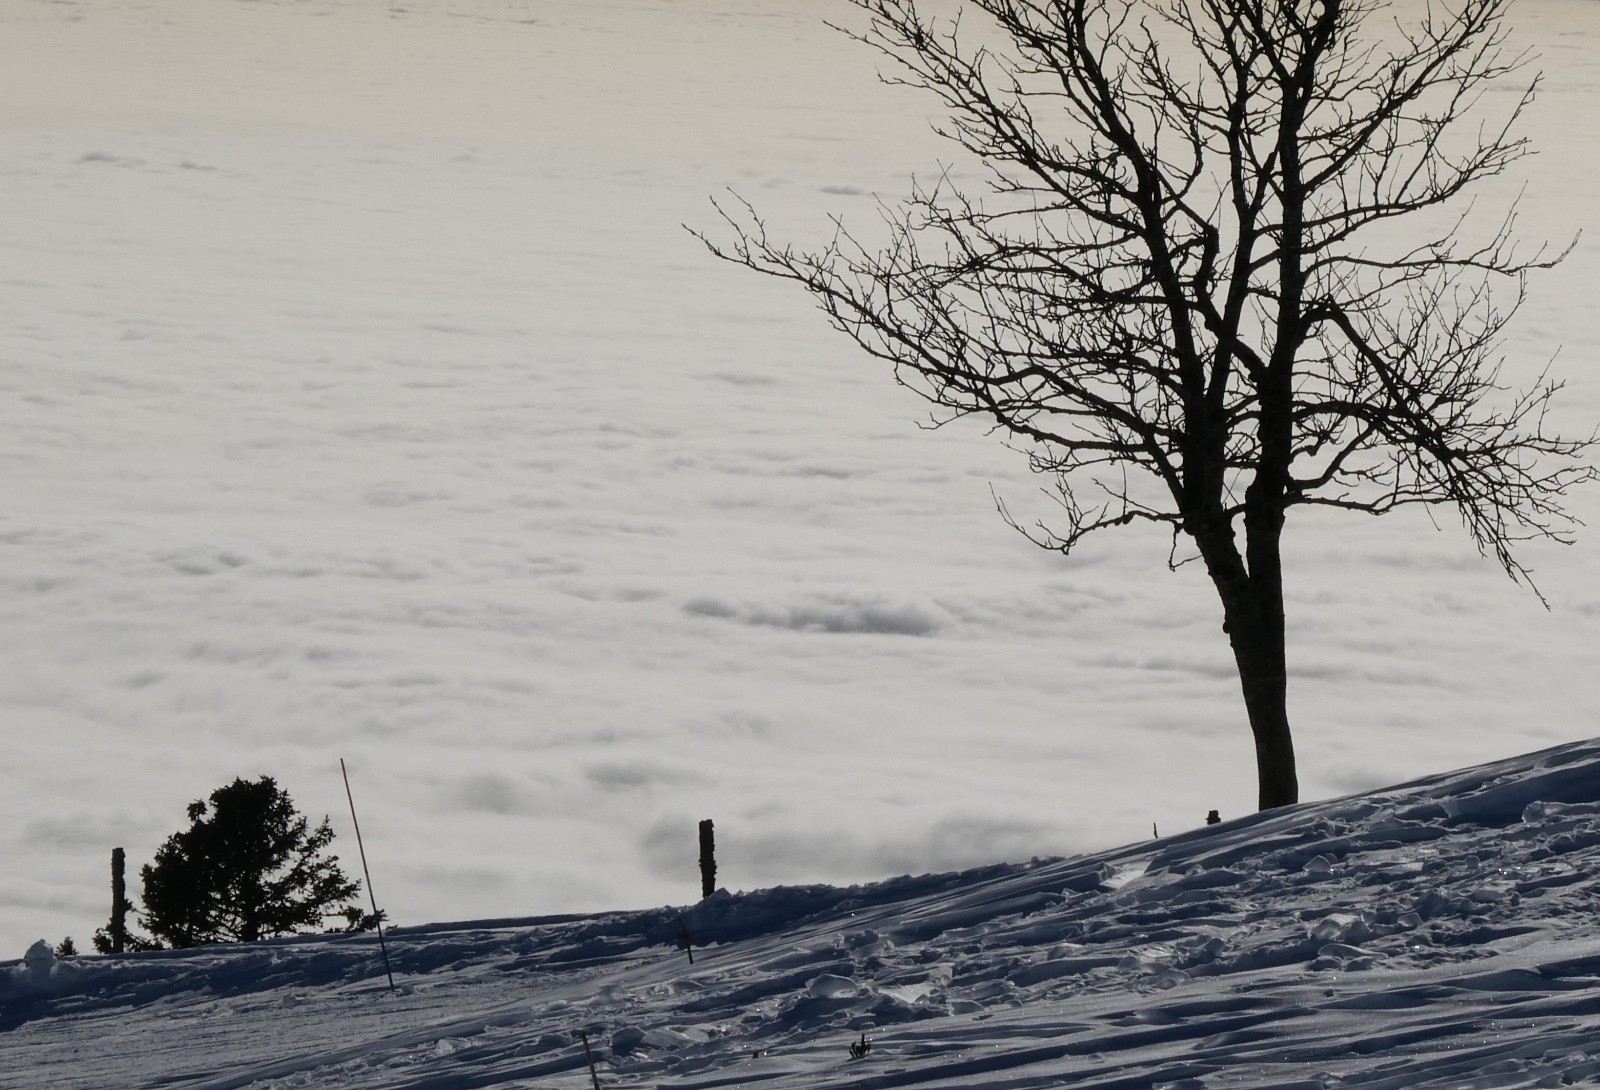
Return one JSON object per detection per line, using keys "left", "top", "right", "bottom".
{"left": 700, "top": 0, "right": 1595, "bottom": 808}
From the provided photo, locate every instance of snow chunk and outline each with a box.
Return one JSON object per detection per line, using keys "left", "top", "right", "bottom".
{"left": 1523, "top": 800, "right": 1600, "bottom": 823}
{"left": 1310, "top": 913, "right": 1370, "bottom": 944}
{"left": 10, "top": 940, "right": 58, "bottom": 992}
{"left": 804, "top": 973, "right": 860, "bottom": 999}
{"left": 1097, "top": 862, "right": 1147, "bottom": 889}
{"left": 23, "top": 940, "right": 53, "bottom": 973}
{"left": 613, "top": 1026, "right": 696, "bottom": 1055}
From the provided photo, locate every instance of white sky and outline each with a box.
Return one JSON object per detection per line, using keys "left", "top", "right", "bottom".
{"left": 1, "top": 0, "right": 1597, "bottom": 957}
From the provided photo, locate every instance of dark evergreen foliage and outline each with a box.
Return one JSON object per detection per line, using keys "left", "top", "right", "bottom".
{"left": 137, "top": 775, "right": 373, "bottom": 949}
{"left": 90, "top": 924, "right": 160, "bottom": 954}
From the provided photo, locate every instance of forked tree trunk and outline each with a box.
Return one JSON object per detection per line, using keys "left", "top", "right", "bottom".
{"left": 1196, "top": 516, "right": 1299, "bottom": 810}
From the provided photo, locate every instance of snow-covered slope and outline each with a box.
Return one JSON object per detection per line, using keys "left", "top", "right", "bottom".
{"left": 9, "top": 739, "right": 1600, "bottom": 1089}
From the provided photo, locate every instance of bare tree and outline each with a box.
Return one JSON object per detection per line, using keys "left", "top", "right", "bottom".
{"left": 699, "top": 0, "right": 1595, "bottom": 809}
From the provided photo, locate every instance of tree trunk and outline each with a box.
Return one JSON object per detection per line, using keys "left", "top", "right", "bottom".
{"left": 1225, "top": 603, "right": 1299, "bottom": 810}
{"left": 1195, "top": 515, "right": 1299, "bottom": 810}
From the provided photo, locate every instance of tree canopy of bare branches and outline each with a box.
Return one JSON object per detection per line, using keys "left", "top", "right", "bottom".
{"left": 698, "top": 0, "right": 1595, "bottom": 810}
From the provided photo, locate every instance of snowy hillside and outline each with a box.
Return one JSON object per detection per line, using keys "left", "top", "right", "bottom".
{"left": 9, "top": 739, "right": 1600, "bottom": 1089}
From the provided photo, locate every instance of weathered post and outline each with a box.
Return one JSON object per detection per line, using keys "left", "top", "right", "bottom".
{"left": 1206, "top": 810, "right": 1221, "bottom": 826}
{"left": 109, "top": 847, "right": 128, "bottom": 954}
{"left": 697, "top": 819, "right": 716, "bottom": 899}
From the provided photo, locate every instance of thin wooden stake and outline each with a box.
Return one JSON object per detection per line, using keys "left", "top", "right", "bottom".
{"left": 677, "top": 917, "right": 694, "bottom": 964}
{"left": 341, "top": 758, "right": 396, "bottom": 992}
{"left": 580, "top": 1030, "right": 602, "bottom": 1090}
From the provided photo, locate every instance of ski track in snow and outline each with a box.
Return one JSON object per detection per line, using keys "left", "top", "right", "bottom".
{"left": 10, "top": 740, "right": 1600, "bottom": 1089}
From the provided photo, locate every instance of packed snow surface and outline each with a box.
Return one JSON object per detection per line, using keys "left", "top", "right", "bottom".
{"left": 9, "top": 738, "right": 1600, "bottom": 1088}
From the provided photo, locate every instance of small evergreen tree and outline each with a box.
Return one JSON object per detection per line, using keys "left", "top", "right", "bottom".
{"left": 91, "top": 918, "right": 162, "bottom": 953}
{"left": 91, "top": 925, "right": 161, "bottom": 954}
{"left": 137, "top": 775, "right": 374, "bottom": 949}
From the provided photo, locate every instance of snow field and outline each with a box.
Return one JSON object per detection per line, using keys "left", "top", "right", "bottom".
{"left": 10, "top": 738, "right": 1600, "bottom": 1088}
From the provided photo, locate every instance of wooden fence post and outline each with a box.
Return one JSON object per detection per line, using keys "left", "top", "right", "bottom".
{"left": 110, "top": 847, "right": 128, "bottom": 954}
{"left": 698, "top": 819, "right": 716, "bottom": 899}
{"left": 704, "top": 819, "right": 723, "bottom": 896}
